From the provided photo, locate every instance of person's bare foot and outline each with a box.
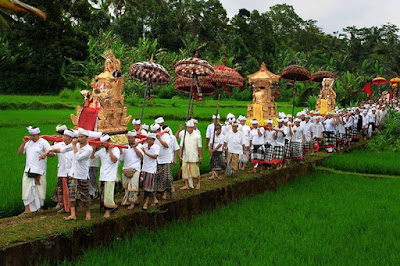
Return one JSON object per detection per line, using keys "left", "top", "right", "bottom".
{"left": 128, "top": 203, "right": 135, "bottom": 210}
{"left": 64, "top": 215, "right": 77, "bottom": 221}
{"left": 208, "top": 176, "right": 215, "bottom": 180}
{"left": 85, "top": 215, "right": 91, "bottom": 221}
{"left": 195, "top": 184, "right": 201, "bottom": 190}
{"left": 18, "top": 211, "right": 30, "bottom": 217}
{"left": 180, "top": 186, "right": 189, "bottom": 190}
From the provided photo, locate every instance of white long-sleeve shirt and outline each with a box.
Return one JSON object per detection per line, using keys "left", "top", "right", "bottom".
{"left": 60, "top": 143, "right": 92, "bottom": 180}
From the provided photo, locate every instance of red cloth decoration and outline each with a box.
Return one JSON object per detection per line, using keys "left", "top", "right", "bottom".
{"left": 78, "top": 107, "right": 98, "bottom": 131}
{"left": 389, "top": 87, "right": 393, "bottom": 102}
{"left": 363, "top": 83, "right": 372, "bottom": 98}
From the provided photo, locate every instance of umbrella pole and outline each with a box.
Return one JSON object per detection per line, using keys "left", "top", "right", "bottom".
{"left": 181, "top": 72, "right": 195, "bottom": 167}
{"left": 140, "top": 81, "right": 150, "bottom": 121}
{"left": 291, "top": 81, "right": 297, "bottom": 118}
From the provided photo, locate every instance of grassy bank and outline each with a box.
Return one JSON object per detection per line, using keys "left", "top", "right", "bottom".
{"left": 64, "top": 171, "right": 400, "bottom": 265}
{"left": 322, "top": 150, "right": 400, "bottom": 176}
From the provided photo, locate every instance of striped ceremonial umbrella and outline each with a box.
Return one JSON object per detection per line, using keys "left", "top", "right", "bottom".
{"left": 129, "top": 61, "right": 170, "bottom": 120}
{"left": 280, "top": 64, "right": 311, "bottom": 118}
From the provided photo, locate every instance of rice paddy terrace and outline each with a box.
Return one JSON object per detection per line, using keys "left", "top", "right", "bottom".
{"left": 0, "top": 141, "right": 375, "bottom": 265}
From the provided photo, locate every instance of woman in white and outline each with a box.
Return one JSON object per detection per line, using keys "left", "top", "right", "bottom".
{"left": 18, "top": 126, "right": 51, "bottom": 215}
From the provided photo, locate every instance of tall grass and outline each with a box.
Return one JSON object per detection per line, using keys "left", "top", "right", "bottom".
{"left": 65, "top": 172, "right": 400, "bottom": 265}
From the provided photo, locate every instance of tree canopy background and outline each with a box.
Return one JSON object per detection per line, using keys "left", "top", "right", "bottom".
{"left": 1, "top": 0, "right": 399, "bottom": 106}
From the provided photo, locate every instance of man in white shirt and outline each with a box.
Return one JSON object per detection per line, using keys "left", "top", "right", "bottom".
{"left": 272, "top": 118, "right": 286, "bottom": 170}
{"left": 18, "top": 126, "right": 51, "bottom": 215}
{"left": 141, "top": 133, "right": 160, "bottom": 210}
{"left": 151, "top": 124, "right": 174, "bottom": 200}
{"left": 205, "top": 114, "right": 221, "bottom": 150}
{"left": 367, "top": 108, "right": 378, "bottom": 138}
{"left": 323, "top": 112, "right": 337, "bottom": 153}
{"left": 264, "top": 120, "right": 275, "bottom": 165}
{"left": 310, "top": 117, "right": 324, "bottom": 156}
{"left": 91, "top": 134, "right": 120, "bottom": 218}
{"left": 238, "top": 115, "right": 250, "bottom": 170}
{"left": 224, "top": 122, "right": 245, "bottom": 176}
{"left": 132, "top": 119, "right": 148, "bottom": 136}
{"left": 120, "top": 131, "right": 143, "bottom": 210}
{"left": 176, "top": 118, "right": 201, "bottom": 140}
{"left": 301, "top": 115, "right": 312, "bottom": 158}
{"left": 180, "top": 120, "right": 202, "bottom": 190}
{"left": 50, "top": 128, "right": 93, "bottom": 221}
{"left": 249, "top": 119, "right": 265, "bottom": 173}
{"left": 289, "top": 119, "right": 305, "bottom": 161}
{"left": 42, "top": 129, "right": 74, "bottom": 213}
{"left": 209, "top": 124, "right": 225, "bottom": 179}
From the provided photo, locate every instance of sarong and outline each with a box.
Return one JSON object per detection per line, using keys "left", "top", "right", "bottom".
{"left": 211, "top": 151, "right": 224, "bottom": 170}
{"left": 264, "top": 143, "right": 273, "bottom": 164}
{"left": 122, "top": 170, "right": 139, "bottom": 205}
{"left": 272, "top": 146, "right": 284, "bottom": 165}
{"left": 88, "top": 166, "right": 99, "bottom": 197}
{"left": 69, "top": 178, "right": 90, "bottom": 209}
{"left": 226, "top": 152, "right": 240, "bottom": 175}
{"left": 284, "top": 140, "right": 291, "bottom": 158}
{"left": 351, "top": 128, "right": 360, "bottom": 141}
{"left": 57, "top": 176, "right": 71, "bottom": 212}
{"left": 251, "top": 145, "right": 264, "bottom": 164}
{"left": 239, "top": 147, "right": 249, "bottom": 164}
{"left": 141, "top": 172, "right": 156, "bottom": 192}
{"left": 312, "top": 138, "right": 322, "bottom": 152}
{"left": 324, "top": 131, "right": 336, "bottom": 152}
{"left": 290, "top": 142, "right": 303, "bottom": 160}
{"left": 22, "top": 172, "right": 46, "bottom": 212}
{"left": 182, "top": 162, "right": 200, "bottom": 180}
{"left": 100, "top": 181, "right": 116, "bottom": 209}
{"left": 302, "top": 141, "right": 310, "bottom": 153}
{"left": 154, "top": 163, "right": 173, "bottom": 192}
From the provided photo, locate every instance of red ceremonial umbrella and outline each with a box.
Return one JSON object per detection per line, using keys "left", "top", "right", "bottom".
{"left": 280, "top": 64, "right": 311, "bottom": 118}
{"left": 129, "top": 61, "right": 170, "bottom": 120}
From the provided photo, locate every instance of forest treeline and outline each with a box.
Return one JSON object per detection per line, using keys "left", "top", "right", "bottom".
{"left": 1, "top": 0, "right": 399, "bottom": 105}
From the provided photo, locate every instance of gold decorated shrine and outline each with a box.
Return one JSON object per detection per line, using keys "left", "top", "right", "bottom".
{"left": 70, "top": 51, "right": 132, "bottom": 134}
{"left": 315, "top": 78, "right": 336, "bottom": 114}
{"left": 246, "top": 62, "right": 279, "bottom": 125}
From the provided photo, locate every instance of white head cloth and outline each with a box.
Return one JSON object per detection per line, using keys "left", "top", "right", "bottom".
{"left": 27, "top": 126, "right": 40, "bottom": 135}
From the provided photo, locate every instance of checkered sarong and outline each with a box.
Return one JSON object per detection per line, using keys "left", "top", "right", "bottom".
{"left": 251, "top": 145, "right": 264, "bottom": 164}
{"left": 264, "top": 143, "right": 273, "bottom": 164}
{"left": 272, "top": 146, "right": 284, "bottom": 164}
{"left": 290, "top": 142, "right": 303, "bottom": 160}
{"left": 141, "top": 172, "right": 156, "bottom": 192}
{"left": 69, "top": 178, "right": 90, "bottom": 209}
{"left": 324, "top": 131, "right": 336, "bottom": 150}
{"left": 351, "top": 128, "right": 360, "bottom": 141}
{"left": 312, "top": 138, "right": 322, "bottom": 152}
{"left": 302, "top": 141, "right": 310, "bottom": 152}
{"left": 284, "top": 140, "right": 291, "bottom": 158}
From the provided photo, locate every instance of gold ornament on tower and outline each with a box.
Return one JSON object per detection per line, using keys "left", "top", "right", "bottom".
{"left": 70, "top": 50, "right": 132, "bottom": 133}
{"left": 315, "top": 78, "right": 336, "bottom": 114}
{"left": 246, "top": 62, "right": 279, "bottom": 125}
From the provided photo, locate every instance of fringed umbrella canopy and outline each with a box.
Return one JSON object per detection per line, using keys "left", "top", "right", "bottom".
{"left": 280, "top": 64, "right": 311, "bottom": 82}
{"left": 129, "top": 61, "right": 170, "bottom": 85}
{"left": 174, "top": 53, "right": 214, "bottom": 79}
{"left": 211, "top": 65, "right": 244, "bottom": 95}
{"left": 175, "top": 76, "right": 216, "bottom": 96}
{"left": 311, "top": 71, "right": 337, "bottom": 83}
{"left": 390, "top": 77, "right": 400, "bottom": 84}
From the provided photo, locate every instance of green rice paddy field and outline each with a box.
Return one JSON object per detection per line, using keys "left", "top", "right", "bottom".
{"left": 65, "top": 170, "right": 400, "bottom": 265}
{"left": 0, "top": 96, "right": 303, "bottom": 218}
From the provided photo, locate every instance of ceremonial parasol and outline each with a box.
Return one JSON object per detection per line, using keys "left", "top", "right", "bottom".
{"left": 209, "top": 62, "right": 244, "bottom": 148}
{"left": 389, "top": 77, "right": 400, "bottom": 101}
{"left": 174, "top": 52, "right": 214, "bottom": 121}
{"left": 280, "top": 64, "right": 311, "bottom": 118}
{"left": 174, "top": 52, "right": 214, "bottom": 178}
{"left": 310, "top": 71, "right": 337, "bottom": 83}
{"left": 129, "top": 60, "right": 170, "bottom": 120}
{"left": 371, "top": 76, "right": 388, "bottom": 97}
